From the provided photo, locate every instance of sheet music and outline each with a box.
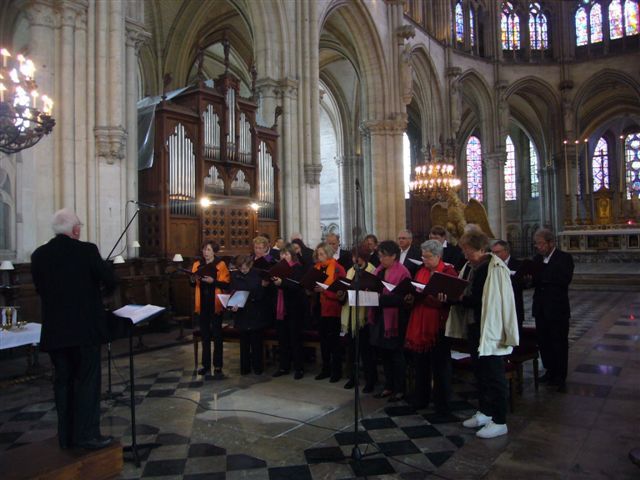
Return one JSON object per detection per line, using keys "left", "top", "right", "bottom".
{"left": 451, "top": 351, "right": 471, "bottom": 360}
{"left": 381, "top": 281, "right": 396, "bottom": 291}
{"left": 316, "top": 282, "right": 329, "bottom": 290}
{"left": 408, "top": 258, "right": 423, "bottom": 265}
{"left": 411, "top": 281, "right": 426, "bottom": 291}
{"left": 113, "top": 304, "right": 165, "bottom": 325}
{"left": 348, "top": 290, "right": 379, "bottom": 306}
{"left": 217, "top": 291, "right": 250, "bottom": 308}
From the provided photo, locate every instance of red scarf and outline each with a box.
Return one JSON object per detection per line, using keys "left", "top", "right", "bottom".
{"left": 405, "top": 260, "right": 455, "bottom": 352}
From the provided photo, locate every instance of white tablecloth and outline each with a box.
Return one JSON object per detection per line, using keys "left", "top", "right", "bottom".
{"left": 0, "top": 323, "right": 41, "bottom": 350}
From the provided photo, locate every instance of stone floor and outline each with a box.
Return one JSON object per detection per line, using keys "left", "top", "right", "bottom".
{"left": 0, "top": 289, "right": 638, "bottom": 479}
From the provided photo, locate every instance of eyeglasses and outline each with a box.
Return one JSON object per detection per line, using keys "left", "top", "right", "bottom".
{"left": 397, "top": 237, "right": 409, "bottom": 240}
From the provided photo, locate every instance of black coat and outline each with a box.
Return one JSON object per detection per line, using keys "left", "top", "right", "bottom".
{"left": 401, "top": 245, "right": 422, "bottom": 277}
{"left": 31, "top": 234, "right": 117, "bottom": 351}
{"left": 277, "top": 263, "right": 307, "bottom": 322}
{"left": 443, "top": 243, "right": 466, "bottom": 271}
{"left": 230, "top": 269, "right": 271, "bottom": 331}
{"left": 506, "top": 257, "right": 525, "bottom": 328}
{"left": 336, "top": 249, "right": 354, "bottom": 271}
{"left": 532, "top": 249, "right": 574, "bottom": 320}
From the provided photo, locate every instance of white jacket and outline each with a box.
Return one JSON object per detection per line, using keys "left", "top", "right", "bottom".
{"left": 446, "top": 254, "right": 519, "bottom": 356}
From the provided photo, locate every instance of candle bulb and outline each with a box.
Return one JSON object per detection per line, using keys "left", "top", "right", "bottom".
{"left": 0, "top": 48, "right": 9, "bottom": 68}
{"left": 0, "top": 83, "right": 5, "bottom": 103}
{"left": 31, "top": 90, "right": 38, "bottom": 108}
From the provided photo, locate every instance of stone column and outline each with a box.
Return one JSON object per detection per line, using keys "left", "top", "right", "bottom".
{"left": 74, "top": 4, "right": 89, "bottom": 231}
{"left": 363, "top": 119, "right": 407, "bottom": 240}
{"left": 255, "top": 77, "right": 279, "bottom": 128}
{"left": 484, "top": 151, "right": 506, "bottom": 238}
{"left": 125, "top": 20, "right": 150, "bottom": 257}
{"left": 336, "top": 154, "right": 362, "bottom": 246}
{"left": 20, "top": 0, "right": 56, "bottom": 257}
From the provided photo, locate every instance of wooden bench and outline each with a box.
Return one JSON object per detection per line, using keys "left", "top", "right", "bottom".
{"left": 2, "top": 437, "right": 123, "bottom": 480}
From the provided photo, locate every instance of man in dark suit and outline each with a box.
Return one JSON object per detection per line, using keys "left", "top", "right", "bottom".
{"left": 397, "top": 229, "right": 422, "bottom": 276}
{"left": 325, "top": 233, "right": 354, "bottom": 271}
{"left": 363, "top": 234, "right": 380, "bottom": 267}
{"left": 531, "top": 228, "right": 574, "bottom": 392}
{"left": 491, "top": 240, "right": 525, "bottom": 331}
{"left": 429, "top": 225, "right": 465, "bottom": 271}
{"left": 31, "top": 208, "right": 117, "bottom": 450}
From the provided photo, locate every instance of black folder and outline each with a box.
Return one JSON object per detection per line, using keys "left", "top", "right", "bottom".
{"left": 420, "top": 272, "right": 469, "bottom": 299}
{"left": 299, "top": 268, "right": 329, "bottom": 291}
{"left": 327, "top": 278, "right": 352, "bottom": 293}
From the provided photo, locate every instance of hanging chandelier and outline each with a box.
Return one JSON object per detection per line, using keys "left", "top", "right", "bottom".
{"left": 0, "top": 48, "right": 55, "bottom": 154}
{"left": 409, "top": 139, "right": 461, "bottom": 201}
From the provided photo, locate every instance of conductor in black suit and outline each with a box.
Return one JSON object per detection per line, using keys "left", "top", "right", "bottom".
{"left": 397, "top": 229, "right": 422, "bottom": 276}
{"left": 31, "top": 208, "right": 117, "bottom": 450}
{"left": 491, "top": 240, "right": 525, "bottom": 332}
{"left": 532, "top": 228, "right": 574, "bottom": 391}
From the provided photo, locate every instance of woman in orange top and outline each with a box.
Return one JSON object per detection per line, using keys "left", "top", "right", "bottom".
{"left": 191, "top": 241, "right": 230, "bottom": 379}
{"left": 312, "top": 242, "right": 346, "bottom": 383}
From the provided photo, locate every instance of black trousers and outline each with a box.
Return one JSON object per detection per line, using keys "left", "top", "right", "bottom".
{"left": 319, "top": 316, "right": 342, "bottom": 377}
{"left": 468, "top": 323, "right": 508, "bottom": 425}
{"left": 276, "top": 315, "right": 303, "bottom": 372}
{"left": 240, "top": 329, "right": 264, "bottom": 374}
{"left": 412, "top": 332, "right": 452, "bottom": 412}
{"left": 380, "top": 347, "right": 406, "bottom": 394}
{"left": 345, "top": 324, "right": 377, "bottom": 387}
{"left": 199, "top": 312, "right": 223, "bottom": 371}
{"left": 535, "top": 313, "right": 569, "bottom": 383}
{"left": 49, "top": 345, "right": 101, "bottom": 446}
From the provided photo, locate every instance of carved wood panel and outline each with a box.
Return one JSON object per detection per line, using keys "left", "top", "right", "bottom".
{"left": 202, "top": 204, "right": 256, "bottom": 255}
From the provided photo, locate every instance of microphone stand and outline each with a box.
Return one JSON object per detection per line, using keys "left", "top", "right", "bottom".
{"left": 350, "top": 179, "right": 377, "bottom": 461}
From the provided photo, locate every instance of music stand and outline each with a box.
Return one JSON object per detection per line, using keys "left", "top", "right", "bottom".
{"left": 112, "top": 304, "right": 165, "bottom": 467}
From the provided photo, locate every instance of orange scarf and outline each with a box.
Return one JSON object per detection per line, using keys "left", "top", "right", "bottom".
{"left": 315, "top": 258, "right": 338, "bottom": 286}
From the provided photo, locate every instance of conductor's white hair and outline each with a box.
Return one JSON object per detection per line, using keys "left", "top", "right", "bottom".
{"left": 51, "top": 208, "right": 81, "bottom": 235}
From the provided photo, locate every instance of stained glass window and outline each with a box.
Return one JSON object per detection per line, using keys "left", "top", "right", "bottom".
{"left": 610, "top": 0, "right": 624, "bottom": 39}
{"left": 576, "top": 7, "right": 588, "bottom": 46}
{"left": 505, "top": 136, "right": 517, "bottom": 201}
{"left": 466, "top": 136, "right": 483, "bottom": 202}
{"left": 625, "top": 132, "right": 640, "bottom": 199}
{"left": 590, "top": 3, "right": 603, "bottom": 43}
{"left": 529, "top": 2, "right": 548, "bottom": 49}
{"left": 456, "top": 1, "right": 464, "bottom": 43}
{"left": 470, "top": 8, "right": 476, "bottom": 46}
{"left": 501, "top": 2, "right": 520, "bottom": 49}
{"left": 625, "top": 0, "right": 639, "bottom": 35}
{"left": 592, "top": 137, "right": 609, "bottom": 191}
{"left": 530, "top": 141, "right": 540, "bottom": 198}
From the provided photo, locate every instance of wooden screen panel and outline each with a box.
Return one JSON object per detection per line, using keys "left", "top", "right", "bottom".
{"left": 202, "top": 204, "right": 256, "bottom": 255}
{"left": 169, "top": 218, "right": 200, "bottom": 258}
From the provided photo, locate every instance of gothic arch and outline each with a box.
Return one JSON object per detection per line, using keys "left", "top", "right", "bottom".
{"left": 457, "top": 69, "right": 495, "bottom": 151}
{"left": 409, "top": 45, "right": 444, "bottom": 144}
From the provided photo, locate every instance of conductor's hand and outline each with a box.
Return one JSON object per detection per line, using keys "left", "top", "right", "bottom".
{"left": 202, "top": 275, "right": 214, "bottom": 284}
{"left": 272, "top": 277, "right": 282, "bottom": 286}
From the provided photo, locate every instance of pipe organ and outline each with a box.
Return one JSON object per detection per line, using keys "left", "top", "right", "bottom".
{"left": 138, "top": 58, "right": 279, "bottom": 258}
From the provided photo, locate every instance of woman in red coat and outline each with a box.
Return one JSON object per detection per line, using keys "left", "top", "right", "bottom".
{"left": 312, "top": 242, "right": 346, "bottom": 382}
{"left": 405, "top": 239, "right": 457, "bottom": 413}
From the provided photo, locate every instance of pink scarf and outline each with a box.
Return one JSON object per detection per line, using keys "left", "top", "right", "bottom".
{"left": 368, "top": 261, "right": 411, "bottom": 337}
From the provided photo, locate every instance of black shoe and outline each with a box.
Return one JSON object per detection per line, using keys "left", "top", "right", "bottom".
{"left": 78, "top": 435, "right": 114, "bottom": 450}
{"left": 212, "top": 370, "right": 226, "bottom": 380}
{"left": 197, "top": 367, "right": 211, "bottom": 376}
{"left": 329, "top": 374, "right": 341, "bottom": 383}
{"left": 315, "top": 371, "right": 330, "bottom": 380}
{"left": 343, "top": 378, "right": 355, "bottom": 389}
{"left": 272, "top": 369, "right": 289, "bottom": 378}
{"left": 294, "top": 370, "right": 304, "bottom": 380}
{"left": 362, "top": 383, "right": 375, "bottom": 394}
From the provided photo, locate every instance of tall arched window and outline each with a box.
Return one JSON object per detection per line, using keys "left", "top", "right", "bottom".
{"left": 470, "top": 8, "right": 476, "bottom": 46}
{"left": 625, "top": 132, "right": 640, "bottom": 199}
{"left": 466, "top": 136, "right": 484, "bottom": 201}
{"left": 610, "top": 0, "right": 624, "bottom": 39}
{"left": 455, "top": 1, "right": 465, "bottom": 43}
{"left": 576, "top": 6, "right": 589, "bottom": 45}
{"left": 529, "top": 2, "right": 548, "bottom": 49}
{"left": 590, "top": 3, "right": 603, "bottom": 43}
{"left": 625, "top": 0, "right": 639, "bottom": 35}
{"left": 501, "top": 2, "right": 521, "bottom": 49}
{"left": 530, "top": 141, "right": 540, "bottom": 198}
{"left": 592, "top": 137, "right": 610, "bottom": 191}
{"left": 505, "top": 136, "right": 517, "bottom": 200}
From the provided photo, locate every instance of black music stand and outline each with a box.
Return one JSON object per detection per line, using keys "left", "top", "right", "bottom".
{"left": 112, "top": 305, "right": 165, "bottom": 467}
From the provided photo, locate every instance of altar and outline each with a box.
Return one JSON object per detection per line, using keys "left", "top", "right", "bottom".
{"left": 559, "top": 226, "right": 640, "bottom": 262}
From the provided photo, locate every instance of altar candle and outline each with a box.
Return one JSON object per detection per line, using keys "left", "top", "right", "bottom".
{"left": 563, "top": 140, "right": 569, "bottom": 192}
{"left": 0, "top": 49, "right": 9, "bottom": 68}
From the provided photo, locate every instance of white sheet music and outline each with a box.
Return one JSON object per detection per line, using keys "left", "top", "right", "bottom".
{"left": 217, "top": 291, "right": 250, "bottom": 308}
{"left": 408, "top": 258, "right": 423, "bottom": 266}
{"left": 113, "top": 304, "right": 165, "bottom": 325}
{"left": 381, "top": 281, "right": 396, "bottom": 291}
{"left": 348, "top": 290, "right": 379, "bottom": 306}
{"left": 451, "top": 351, "right": 471, "bottom": 360}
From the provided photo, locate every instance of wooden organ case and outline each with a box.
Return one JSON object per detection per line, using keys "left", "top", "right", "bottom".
{"left": 138, "top": 60, "right": 279, "bottom": 258}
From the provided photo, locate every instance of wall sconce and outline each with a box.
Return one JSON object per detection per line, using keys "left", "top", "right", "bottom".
{"left": 112, "top": 255, "right": 125, "bottom": 264}
{"left": 132, "top": 240, "right": 141, "bottom": 248}
{"left": 249, "top": 202, "right": 260, "bottom": 212}
{"left": 172, "top": 253, "right": 184, "bottom": 262}
{"left": 200, "top": 197, "right": 213, "bottom": 208}
{"left": 0, "top": 260, "right": 14, "bottom": 286}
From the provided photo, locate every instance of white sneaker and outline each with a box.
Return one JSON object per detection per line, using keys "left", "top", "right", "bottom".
{"left": 462, "top": 411, "right": 492, "bottom": 428}
{"left": 476, "top": 421, "right": 508, "bottom": 439}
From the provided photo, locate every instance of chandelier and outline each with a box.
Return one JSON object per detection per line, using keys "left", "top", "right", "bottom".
{"left": 0, "top": 48, "right": 55, "bottom": 154}
{"left": 409, "top": 139, "right": 462, "bottom": 201}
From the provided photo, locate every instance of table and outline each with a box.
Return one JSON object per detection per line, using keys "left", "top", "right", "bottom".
{"left": 0, "top": 323, "right": 41, "bottom": 350}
